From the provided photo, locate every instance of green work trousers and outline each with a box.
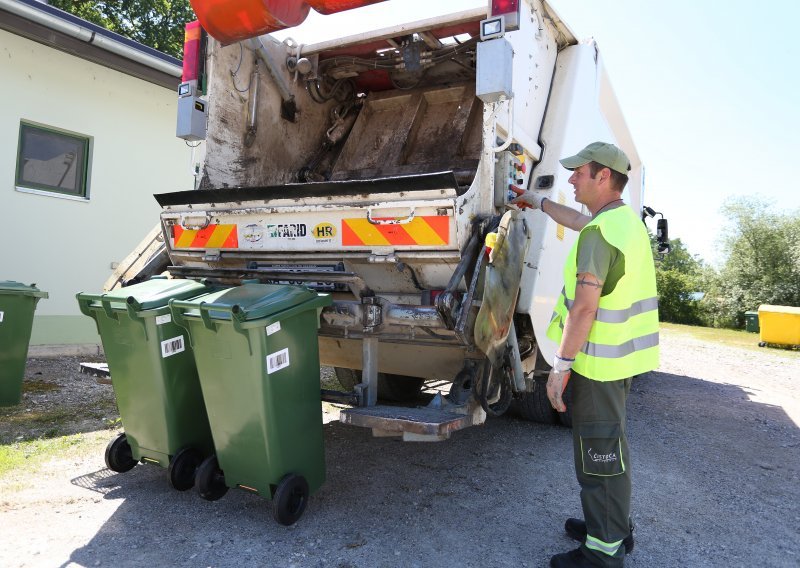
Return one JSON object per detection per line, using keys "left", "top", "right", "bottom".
{"left": 571, "top": 371, "right": 632, "bottom": 567}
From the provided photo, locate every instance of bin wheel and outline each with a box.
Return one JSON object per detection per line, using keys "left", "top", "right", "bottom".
{"left": 196, "top": 455, "right": 229, "bottom": 501}
{"left": 758, "top": 342, "right": 766, "bottom": 347}
{"left": 272, "top": 473, "right": 309, "bottom": 526}
{"left": 168, "top": 447, "right": 203, "bottom": 491}
{"left": 105, "top": 433, "right": 137, "bottom": 473}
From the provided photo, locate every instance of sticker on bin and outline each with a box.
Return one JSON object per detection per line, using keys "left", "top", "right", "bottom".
{"left": 161, "top": 335, "right": 186, "bottom": 358}
{"left": 156, "top": 314, "right": 172, "bottom": 326}
{"left": 266, "top": 348, "right": 290, "bottom": 374}
{"left": 266, "top": 321, "right": 281, "bottom": 336}
{"left": 0, "top": 311, "right": 3, "bottom": 323}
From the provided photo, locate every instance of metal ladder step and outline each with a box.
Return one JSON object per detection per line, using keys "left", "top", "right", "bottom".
{"left": 339, "top": 405, "right": 473, "bottom": 442}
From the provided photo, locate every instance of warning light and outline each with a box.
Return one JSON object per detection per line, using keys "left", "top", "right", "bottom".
{"left": 489, "top": 0, "right": 520, "bottom": 31}
{"left": 491, "top": 0, "right": 519, "bottom": 16}
{"left": 181, "top": 21, "right": 202, "bottom": 83}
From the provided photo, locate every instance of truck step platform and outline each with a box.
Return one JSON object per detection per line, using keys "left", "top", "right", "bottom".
{"left": 79, "top": 362, "right": 111, "bottom": 384}
{"left": 339, "top": 405, "right": 472, "bottom": 442}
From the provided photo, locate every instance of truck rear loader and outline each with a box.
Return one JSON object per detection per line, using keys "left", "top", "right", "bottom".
{"left": 110, "top": 0, "right": 665, "bottom": 440}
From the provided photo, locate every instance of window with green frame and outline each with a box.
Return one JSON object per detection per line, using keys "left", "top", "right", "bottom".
{"left": 15, "top": 122, "right": 91, "bottom": 198}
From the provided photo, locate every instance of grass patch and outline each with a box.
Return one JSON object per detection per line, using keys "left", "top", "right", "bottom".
{"left": 22, "top": 380, "right": 61, "bottom": 394}
{"left": 661, "top": 323, "right": 800, "bottom": 358}
{"left": 0, "top": 431, "right": 109, "bottom": 480}
{"left": 0, "top": 399, "right": 119, "bottom": 446}
{"left": 0, "top": 407, "right": 109, "bottom": 442}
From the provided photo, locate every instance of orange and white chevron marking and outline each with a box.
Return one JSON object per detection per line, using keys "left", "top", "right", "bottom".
{"left": 172, "top": 224, "right": 239, "bottom": 249}
{"left": 341, "top": 216, "right": 450, "bottom": 247}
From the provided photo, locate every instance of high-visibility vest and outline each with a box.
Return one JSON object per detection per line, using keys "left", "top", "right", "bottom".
{"left": 546, "top": 206, "right": 659, "bottom": 381}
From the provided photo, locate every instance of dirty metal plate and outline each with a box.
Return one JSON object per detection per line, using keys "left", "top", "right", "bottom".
{"left": 153, "top": 171, "right": 462, "bottom": 207}
{"left": 340, "top": 405, "right": 471, "bottom": 436}
{"left": 80, "top": 362, "right": 111, "bottom": 385}
{"left": 79, "top": 362, "right": 110, "bottom": 377}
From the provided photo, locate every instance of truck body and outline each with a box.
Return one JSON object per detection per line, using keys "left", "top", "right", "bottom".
{"left": 114, "top": 0, "right": 650, "bottom": 439}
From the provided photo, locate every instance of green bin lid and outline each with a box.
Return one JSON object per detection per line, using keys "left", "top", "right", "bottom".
{"left": 79, "top": 278, "right": 209, "bottom": 311}
{"left": 0, "top": 281, "right": 48, "bottom": 298}
{"left": 193, "top": 283, "right": 321, "bottom": 321}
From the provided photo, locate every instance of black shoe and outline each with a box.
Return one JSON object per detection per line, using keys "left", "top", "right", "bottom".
{"left": 564, "top": 518, "right": 634, "bottom": 554}
{"left": 549, "top": 547, "right": 597, "bottom": 567}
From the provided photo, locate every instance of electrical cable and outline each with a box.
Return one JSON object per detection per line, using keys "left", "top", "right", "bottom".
{"left": 230, "top": 43, "right": 257, "bottom": 93}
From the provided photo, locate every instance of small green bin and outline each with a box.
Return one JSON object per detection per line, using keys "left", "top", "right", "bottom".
{"left": 77, "top": 277, "right": 215, "bottom": 490}
{"left": 0, "top": 281, "right": 48, "bottom": 406}
{"left": 744, "top": 311, "right": 760, "bottom": 333}
{"left": 171, "top": 283, "right": 332, "bottom": 525}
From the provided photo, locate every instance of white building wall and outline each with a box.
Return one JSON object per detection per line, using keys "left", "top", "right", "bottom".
{"left": 0, "top": 29, "right": 198, "bottom": 351}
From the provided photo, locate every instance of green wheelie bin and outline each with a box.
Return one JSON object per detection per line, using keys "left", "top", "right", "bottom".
{"left": 77, "top": 277, "right": 216, "bottom": 490}
{"left": 170, "top": 283, "right": 332, "bottom": 525}
{"left": 0, "top": 281, "right": 48, "bottom": 406}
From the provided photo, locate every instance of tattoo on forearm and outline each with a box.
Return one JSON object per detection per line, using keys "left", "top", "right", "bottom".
{"left": 576, "top": 278, "right": 603, "bottom": 289}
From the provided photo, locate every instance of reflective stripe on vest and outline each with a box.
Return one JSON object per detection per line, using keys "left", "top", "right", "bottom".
{"left": 546, "top": 206, "right": 659, "bottom": 381}
{"left": 585, "top": 534, "right": 624, "bottom": 556}
{"left": 553, "top": 318, "right": 660, "bottom": 358}
{"left": 564, "top": 295, "right": 659, "bottom": 324}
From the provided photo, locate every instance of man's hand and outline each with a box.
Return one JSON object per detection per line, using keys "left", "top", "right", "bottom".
{"left": 546, "top": 368, "right": 571, "bottom": 412}
{"left": 509, "top": 186, "right": 544, "bottom": 210}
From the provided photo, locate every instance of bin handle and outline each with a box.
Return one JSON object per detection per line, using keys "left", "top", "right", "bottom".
{"left": 169, "top": 298, "right": 255, "bottom": 353}
{"left": 76, "top": 294, "right": 102, "bottom": 335}
{"left": 76, "top": 295, "right": 97, "bottom": 319}
{"left": 230, "top": 315, "right": 254, "bottom": 355}
{"left": 99, "top": 296, "right": 119, "bottom": 321}
{"left": 169, "top": 299, "right": 195, "bottom": 348}
{"left": 74, "top": 293, "right": 121, "bottom": 322}
{"left": 124, "top": 297, "right": 149, "bottom": 340}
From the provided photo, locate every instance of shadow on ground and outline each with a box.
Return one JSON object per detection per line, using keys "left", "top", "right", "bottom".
{"left": 51, "top": 370, "right": 800, "bottom": 568}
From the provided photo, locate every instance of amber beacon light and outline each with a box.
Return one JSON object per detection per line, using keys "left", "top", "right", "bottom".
{"left": 190, "top": 0, "right": 389, "bottom": 44}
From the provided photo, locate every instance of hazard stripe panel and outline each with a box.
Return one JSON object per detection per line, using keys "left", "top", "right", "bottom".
{"left": 342, "top": 216, "right": 450, "bottom": 246}
{"left": 172, "top": 224, "right": 239, "bottom": 249}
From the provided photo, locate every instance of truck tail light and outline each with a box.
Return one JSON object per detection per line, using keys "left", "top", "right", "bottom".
{"left": 491, "top": 0, "right": 519, "bottom": 16}
{"left": 490, "top": 0, "right": 520, "bottom": 31}
{"left": 181, "top": 21, "right": 201, "bottom": 83}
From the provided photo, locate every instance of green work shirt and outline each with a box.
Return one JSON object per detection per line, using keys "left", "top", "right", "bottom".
{"left": 577, "top": 219, "right": 625, "bottom": 297}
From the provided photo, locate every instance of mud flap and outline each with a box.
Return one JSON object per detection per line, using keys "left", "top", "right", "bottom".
{"left": 473, "top": 209, "right": 531, "bottom": 364}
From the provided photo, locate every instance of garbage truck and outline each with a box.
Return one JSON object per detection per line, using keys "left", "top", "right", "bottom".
{"left": 109, "top": 0, "right": 667, "bottom": 440}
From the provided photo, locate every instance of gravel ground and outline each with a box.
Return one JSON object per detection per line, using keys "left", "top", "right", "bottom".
{"left": 1, "top": 328, "right": 798, "bottom": 568}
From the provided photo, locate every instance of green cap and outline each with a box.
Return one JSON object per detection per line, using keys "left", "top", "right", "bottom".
{"left": 559, "top": 142, "right": 631, "bottom": 175}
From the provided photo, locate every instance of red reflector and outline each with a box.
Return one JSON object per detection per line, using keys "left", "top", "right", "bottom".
{"left": 181, "top": 21, "right": 201, "bottom": 82}
{"left": 306, "top": 0, "right": 387, "bottom": 15}
{"left": 491, "top": 0, "right": 519, "bottom": 16}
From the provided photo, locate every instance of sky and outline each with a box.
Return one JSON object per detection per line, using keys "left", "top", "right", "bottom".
{"left": 275, "top": 0, "right": 800, "bottom": 266}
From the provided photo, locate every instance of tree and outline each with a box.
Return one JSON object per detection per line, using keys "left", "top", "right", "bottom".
{"left": 652, "top": 237, "right": 705, "bottom": 325}
{"left": 49, "top": 1, "right": 195, "bottom": 59}
{"left": 702, "top": 197, "right": 800, "bottom": 327}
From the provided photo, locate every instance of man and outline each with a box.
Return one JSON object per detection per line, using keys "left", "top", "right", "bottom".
{"left": 511, "top": 142, "right": 659, "bottom": 568}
